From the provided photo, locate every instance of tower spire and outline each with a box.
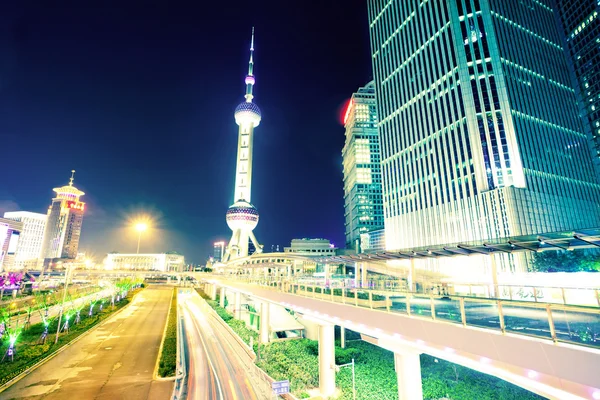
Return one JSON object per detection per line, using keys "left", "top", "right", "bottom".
{"left": 69, "top": 170, "right": 76, "bottom": 186}
{"left": 245, "top": 27, "right": 255, "bottom": 103}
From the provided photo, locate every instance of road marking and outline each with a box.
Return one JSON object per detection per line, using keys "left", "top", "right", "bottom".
{"left": 228, "top": 380, "right": 238, "bottom": 400}
{"left": 191, "top": 306, "right": 224, "bottom": 400}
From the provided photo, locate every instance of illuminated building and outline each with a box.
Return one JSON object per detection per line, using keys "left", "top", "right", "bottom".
{"left": 40, "top": 170, "right": 86, "bottom": 262}
{"left": 284, "top": 239, "right": 336, "bottom": 257}
{"left": 213, "top": 241, "right": 225, "bottom": 262}
{"left": 555, "top": 0, "right": 600, "bottom": 176}
{"left": 368, "top": 0, "right": 600, "bottom": 269}
{"left": 104, "top": 252, "right": 185, "bottom": 272}
{"left": 3, "top": 212, "right": 47, "bottom": 269}
{"left": 223, "top": 28, "right": 264, "bottom": 262}
{"left": 360, "top": 228, "right": 385, "bottom": 253}
{"left": 342, "top": 81, "right": 384, "bottom": 251}
{"left": 0, "top": 217, "right": 23, "bottom": 271}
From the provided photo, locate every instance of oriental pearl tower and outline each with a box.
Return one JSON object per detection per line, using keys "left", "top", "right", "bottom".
{"left": 223, "top": 28, "right": 264, "bottom": 262}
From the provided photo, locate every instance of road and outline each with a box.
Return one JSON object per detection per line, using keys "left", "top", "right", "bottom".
{"left": 180, "top": 291, "right": 266, "bottom": 400}
{"left": 2, "top": 286, "right": 173, "bottom": 400}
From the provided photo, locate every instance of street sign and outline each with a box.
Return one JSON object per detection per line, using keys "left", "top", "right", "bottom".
{"left": 272, "top": 380, "right": 290, "bottom": 395}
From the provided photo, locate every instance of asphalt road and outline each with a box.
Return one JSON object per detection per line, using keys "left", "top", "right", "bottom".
{"left": 180, "top": 293, "right": 265, "bottom": 400}
{"left": 2, "top": 286, "right": 173, "bottom": 400}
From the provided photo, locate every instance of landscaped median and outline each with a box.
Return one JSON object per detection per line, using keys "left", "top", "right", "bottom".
{"left": 197, "top": 288, "right": 545, "bottom": 400}
{"left": 0, "top": 280, "right": 143, "bottom": 388}
{"left": 157, "top": 287, "right": 178, "bottom": 377}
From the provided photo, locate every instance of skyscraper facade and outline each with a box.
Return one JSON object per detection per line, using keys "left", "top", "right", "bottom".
{"left": 555, "top": 0, "right": 600, "bottom": 175}
{"left": 40, "top": 171, "right": 86, "bottom": 261}
{"left": 3, "top": 211, "right": 47, "bottom": 269}
{"left": 0, "top": 217, "right": 23, "bottom": 271}
{"left": 223, "top": 29, "right": 264, "bottom": 262}
{"left": 342, "top": 81, "right": 384, "bottom": 250}
{"left": 368, "top": 0, "right": 600, "bottom": 256}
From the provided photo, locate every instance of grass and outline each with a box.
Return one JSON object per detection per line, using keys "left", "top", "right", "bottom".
{"left": 0, "top": 289, "right": 140, "bottom": 386}
{"left": 158, "top": 287, "right": 178, "bottom": 377}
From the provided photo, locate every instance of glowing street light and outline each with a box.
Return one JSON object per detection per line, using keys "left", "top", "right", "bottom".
{"left": 135, "top": 222, "right": 148, "bottom": 254}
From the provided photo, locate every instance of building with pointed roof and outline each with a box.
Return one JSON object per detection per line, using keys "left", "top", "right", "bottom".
{"left": 40, "top": 170, "right": 86, "bottom": 263}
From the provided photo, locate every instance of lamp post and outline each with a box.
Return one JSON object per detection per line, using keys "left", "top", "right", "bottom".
{"left": 135, "top": 223, "right": 147, "bottom": 254}
{"left": 335, "top": 359, "right": 356, "bottom": 400}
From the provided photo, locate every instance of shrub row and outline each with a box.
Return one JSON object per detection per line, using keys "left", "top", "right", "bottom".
{"left": 158, "top": 288, "right": 178, "bottom": 377}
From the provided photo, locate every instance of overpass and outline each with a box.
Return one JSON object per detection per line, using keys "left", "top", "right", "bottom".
{"left": 194, "top": 273, "right": 600, "bottom": 400}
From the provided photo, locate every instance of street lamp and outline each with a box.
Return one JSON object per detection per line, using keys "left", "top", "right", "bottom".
{"left": 55, "top": 264, "right": 74, "bottom": 344}
{"left": 135, "top": 223, "right": 148, "bottom": 254}
{"left": 335, "top": 359, "right": 356, "bottom": 400}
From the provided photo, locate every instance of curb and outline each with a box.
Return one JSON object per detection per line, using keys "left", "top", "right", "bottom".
{"left": 153, "top": 286, "right": 177, "bottom": 381}
{"left": 0, "top": 289, "right": 143, "bottom": 394}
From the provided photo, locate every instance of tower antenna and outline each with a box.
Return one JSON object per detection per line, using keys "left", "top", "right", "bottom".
{"left": 69, "top": 170, "right": 76, "bottom": 186}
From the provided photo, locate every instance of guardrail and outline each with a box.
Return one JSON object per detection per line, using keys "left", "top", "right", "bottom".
{"left": 221, "top": 276, "right": 600, "bottom": 350}
{"left": 171, "top": 303, "right": 187, "bottom": 400}
{"left": 229, "top": 274, "right": 600, "bottom": 308}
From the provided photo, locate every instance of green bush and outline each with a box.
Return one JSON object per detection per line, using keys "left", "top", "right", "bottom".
{"left": 158, "top": 288, "right": 177, "bottom": 377}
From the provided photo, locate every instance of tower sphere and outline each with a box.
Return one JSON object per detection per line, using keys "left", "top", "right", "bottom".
{"left": 226, "top": 200, "right": 259, "bottom": 231}
{"left": 234, "top": 101, "right": 262, "bottom": 127}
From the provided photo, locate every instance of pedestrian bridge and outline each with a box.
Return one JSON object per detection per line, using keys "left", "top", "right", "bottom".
{"left": 196, "top": 275, "right": 600, "bottom": 400}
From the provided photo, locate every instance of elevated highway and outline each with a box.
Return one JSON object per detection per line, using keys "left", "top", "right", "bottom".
{"left": 197, "top": 275, "right": 600, "bottom": 400}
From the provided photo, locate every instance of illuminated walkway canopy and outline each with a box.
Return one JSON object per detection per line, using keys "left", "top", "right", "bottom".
{"left": 316, "top": 227, "right": 600, "bottom": 264}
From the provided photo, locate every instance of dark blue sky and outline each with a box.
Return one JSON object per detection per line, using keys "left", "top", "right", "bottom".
{"left": 0, "top": 0, "right": 371, "bottom": 263}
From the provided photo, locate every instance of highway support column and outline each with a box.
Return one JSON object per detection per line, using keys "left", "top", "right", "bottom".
{"left": 319, "top": 322, "right": 335, "bottom": 397}
{"left": 219, "top": 287, "right": 226, "bottom": 308}
{"left": 340, "top": 326, "right": 346, "bottom": 349}
{"left": 260, "top": 302, "right": 270, "bottom": 343}
{"left": 394, "top": 350, "right": 423, "bottom": 400}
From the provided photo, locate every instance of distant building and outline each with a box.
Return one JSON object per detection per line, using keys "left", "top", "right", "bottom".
{"left": 342, "top": 81, "right": 384, "bottom": 251}
{"left": 213, "top": 241, "right": 225, "bottom": 262}
{"left": 104, "top": 252, "right": 185, "bottom": 272}
{"left": 284, "top": 239, "right": 336, "bottom": 257}
{"left": 3, "top": 212, "right": 47, "bottom": 269}
{"left": 360, "top": 228, "right": 385, "bottom": 253}
{"left": 0, "top": 217, "right": 23, "bottom": 271}
{"left": 555, "top": 0, "right": 600, "bottom": 176}
{"left": 40, "top": 171, "right": 86, "bottom": 261}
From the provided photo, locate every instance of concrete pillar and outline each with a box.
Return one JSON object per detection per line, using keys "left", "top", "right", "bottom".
{"left": 287, "top": 265, "right": 291, "bottom": 278}
{"left": 394, "top": 351, "right": 423, "bottom": 400}
{"left": 209, "top": 284, "right": 217, "bottom": 300}
{"left": 260, "top": 302, "right": 270, "bottom": 343}
{"left": 490, "top": 255, "right": 499, "bottom": 298}
{"left": 219, "top": 287, "right": 225, "bottom": 308}
{"left": 360, "top": 262, "right": 367, "bottom": 288}
{"left": 318, "top": 323, "right": 335, "bottom": 397}
{"left": 340, "top": 326, "right": 346, "bottom": 349}
{"left": 234, "top": 291, "right": 241, "bottom": 319}
{"left": 408, "top": 259, "right": 416, "bottom": 292}
{"left": 354, "top": 262, "right": 359, "bottom": 287}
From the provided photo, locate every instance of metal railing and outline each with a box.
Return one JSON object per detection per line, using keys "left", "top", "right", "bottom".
{"left": 222, "top": 276, "right": 600, "bottom": 349}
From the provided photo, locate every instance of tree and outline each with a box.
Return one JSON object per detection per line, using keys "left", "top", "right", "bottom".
{"left": 531, "top": 250, "right": 600, "bottom": 272}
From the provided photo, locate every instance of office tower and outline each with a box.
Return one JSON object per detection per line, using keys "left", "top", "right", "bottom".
{"left": 213, "top": 241, "right": 225, "bottom": 262}
{"left": 3, "top": 211, "right": 47, "bottom": 269}
{"left": 0, "top": 217, "right": 23, "bottom": 271}
{"left": 40, "top": 170, "right": 86, "bottom": 261}
{"left": 342, "top": 81, "right": 384, "bottom": 251}
{"left": 223, "top": 28, "right": 264, "bottom": 262}
{"left": 555, "top": 0, "right": 600, "bottom": 175}
{"left": 368, "top": 0, "right": 600, "bottom": 257}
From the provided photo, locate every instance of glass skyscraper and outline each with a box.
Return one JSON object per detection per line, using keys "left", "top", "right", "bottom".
{"left": 342, "top": 82, "right": 384, "bottom": 250}
{"left": 368, "top": 0, "right": 600, "bottom": 255}
{"left": 555, "top": 0, "right": 600, "bottom": 175}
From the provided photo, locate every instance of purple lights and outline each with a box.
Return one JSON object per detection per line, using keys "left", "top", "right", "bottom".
{"left": 245, "top": 75, "right": 255, "bottom": 85}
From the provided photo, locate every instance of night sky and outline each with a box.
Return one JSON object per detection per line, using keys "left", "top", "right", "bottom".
{"left": 0, "top": 1, "right": 371, "bottom": 263}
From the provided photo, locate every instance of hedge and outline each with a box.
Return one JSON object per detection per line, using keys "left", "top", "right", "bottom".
{"left": 158, "top": 287, "right": 178, "bottom": 377}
